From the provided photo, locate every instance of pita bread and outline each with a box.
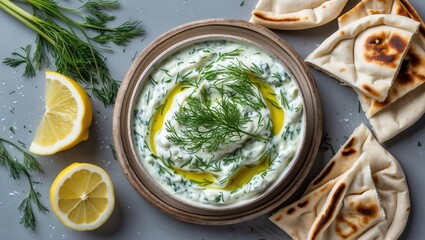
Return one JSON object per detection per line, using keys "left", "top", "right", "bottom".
{"left": 339, "top": 0, "right": 425, "bottom": 117}
{"left": 270, "top": 124, "right": 410, "bottom": 239}
{"left": 270, "top": 153, "right": 386, "bottom": 240}
{"left": 338, "top": 0, "right": 394, "bottom": 27}
{"left": 250, "top": 0, "right": 348, "bottom": 30}
{"left": 367, "top": 83, "right": 425, "bottom": 142}
{"left": 305, "top": 14, "right": 420, "bottom": 102}
{"left": 306, "top": 124, "right": 410, "bottom": 238}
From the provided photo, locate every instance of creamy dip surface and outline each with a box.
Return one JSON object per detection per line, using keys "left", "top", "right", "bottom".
{"left": 133, "top": 39, "right": 304, "bottom": 206}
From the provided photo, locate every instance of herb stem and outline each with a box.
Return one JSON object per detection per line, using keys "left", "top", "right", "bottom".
{"left": 0, "top": 0, "right": 55, "bottom": 45}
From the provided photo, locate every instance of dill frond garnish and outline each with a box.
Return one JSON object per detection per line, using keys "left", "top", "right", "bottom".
{"left": 166, "top": 89, "right": 267, "bottom": 153}
{"left": 0, "top": 138, "right": 48, "bottom": 231}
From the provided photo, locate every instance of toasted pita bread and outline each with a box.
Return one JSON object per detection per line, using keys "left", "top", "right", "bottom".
{"left": 357, "top": 42, "right": 425, "bottom": 117}
{"left": 250, "top": 0, "right": 348, "bottom": 30}
{"left": 367, "top": 83, "right": 425, "bottom": 142}
{"left": 306, "top": 124, "right": 410, "bottom": 239}
{"left": 270, "top": 153, "right": 386, "bottom": 240}
{"left": 338, "top": 0, "right": 393, "bottom": 27}
{"left": 305, "top": 14, "right": 419, "bottom": 102}
{"left": 339, "top": 0, "right": 425, "bottom": 117}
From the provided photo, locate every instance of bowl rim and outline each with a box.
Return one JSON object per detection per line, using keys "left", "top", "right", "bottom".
{"left": 113, "top": 18, "right": 323, "bottom": 225}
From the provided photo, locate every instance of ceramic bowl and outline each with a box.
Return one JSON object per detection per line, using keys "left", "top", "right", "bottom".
{"left": 113, "top": 19, "right": 322, "bottom": 224}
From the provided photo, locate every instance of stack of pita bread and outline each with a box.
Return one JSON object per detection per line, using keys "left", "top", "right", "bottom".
{"left": 250, "top": 0, "right": 349, "bottom": 30}
{"left": 270, "top": 124, "right": 410, "bottom": 239}
{"left": 306, "top": 0, "right": 425, "bottom": 142}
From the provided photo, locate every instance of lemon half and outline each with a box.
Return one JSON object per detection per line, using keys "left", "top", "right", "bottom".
{"left": 50, "top": 163, "right": 115, "bottom": 231}
{"left": 29, "top": 71, "right": 92, "bottom": 155}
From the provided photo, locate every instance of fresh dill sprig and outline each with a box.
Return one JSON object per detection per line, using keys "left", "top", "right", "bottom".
{"left": 190, "top": 178, "right": 214, "bottom": 187}
{"left": 0, "top": 0, "right": 143, "bottom": 106}
{"left": 0, "top": 138, "right": 48, "bottom": 231}
{"left": 216, "top": 48, "right": 242, "bottom": 62}
{"left": 216, "top": 61, "right": 266, "bottom": 111}
{"left": 166, "top": 89, "right": 267, "bottom": 153}
{"left": 3, "top": 45, "right": 36, "bottom": 78}
{"left": 280, "top": 89, "right": 290, "bottom": 109}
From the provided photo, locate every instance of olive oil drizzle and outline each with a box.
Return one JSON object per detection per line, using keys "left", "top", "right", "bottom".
{"left": 148, "top": 50, "right": 286, "bottom": 190}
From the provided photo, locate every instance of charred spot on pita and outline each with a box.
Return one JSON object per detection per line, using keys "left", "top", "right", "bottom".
{"left": 311, "top": 183, "right": 346, "bottom": 240}
{"left": 357, "top": 202, "right": 380, "bottom": 220}
{"left": 297, "top": 199, "right": 309, "bottom": 208}
{"left": 313, "top": 161, "right": 335, "bottom": 185}
{"left": 341, "top": 138, "right": 357, "bottom": 156}
{"left": 362, "top": 84, "right": 381, "bottom": 97}
{"left": 335, "top": 214, "right": 358, "bottom": 238}
{"left": 252, "top": 11, "right": 301, "bottom": 22}
{"left": 408, "top": 49, "right": 422, "bottom": 67}
{"left": 344, "top": 137, "right": 355, "bottom": 149}
{"left": 373, "top": 95, "right": 391, "bottom": 107}
{"left": 369, "top": 9, "right": 383, "bottom": 15}
{"left": 364, "top": 31, "right": 408, "bottom": 68}
{"left": 342, "top": 149, "right": 356, "bottom": 156}
{"left": 287, "top": 207, "right": 295, "bottom": 215}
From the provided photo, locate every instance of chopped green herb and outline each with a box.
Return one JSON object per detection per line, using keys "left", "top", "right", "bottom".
{"left": 132, "top": 51, "right": 139, "bottom": 61}
{"left": 110, "top": 144, "right": 117, "bottom": 160}
{"left": 320, "top": 133, "right": 336, "bottom": 156}
{"left": 358, "top": 100, "right": 361, "bottom": 113}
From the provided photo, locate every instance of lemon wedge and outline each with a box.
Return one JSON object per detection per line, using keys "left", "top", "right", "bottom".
{"left": 50, "top": 163, "right": 115, "bottom": 231}
{"left": 29, "top": 71, "right": 92, "bottom": 155}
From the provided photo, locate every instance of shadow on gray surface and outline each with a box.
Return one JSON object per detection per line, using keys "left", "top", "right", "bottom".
{"left": 90, "top": 196, "right": 123, "bottom": 236}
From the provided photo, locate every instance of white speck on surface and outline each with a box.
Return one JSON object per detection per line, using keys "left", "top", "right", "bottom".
{"left": 344, "top": 118, "right": 349, "bottom": 122}
{"left": 9, "top": 191, "right": 21, "bottom": 196}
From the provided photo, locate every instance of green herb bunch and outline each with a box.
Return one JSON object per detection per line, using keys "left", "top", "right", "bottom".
{"left": 0, "top": 138, "right": 48, "bottom": 231}
{"left": 0, "top": 0, "right": 144, "bottom": 105}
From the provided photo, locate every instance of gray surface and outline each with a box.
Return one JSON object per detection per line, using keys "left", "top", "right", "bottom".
{"left": 0, "top": 0, "right": 424, "bottom": 239}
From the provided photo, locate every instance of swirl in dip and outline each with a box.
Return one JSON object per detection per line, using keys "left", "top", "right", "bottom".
{"left": 133, "top": 39, "right": 304, "bottom": 206}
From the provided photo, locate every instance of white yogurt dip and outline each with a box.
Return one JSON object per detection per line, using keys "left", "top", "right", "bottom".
{"left": 133, "top": 39, "right": 304, "bottom": 206}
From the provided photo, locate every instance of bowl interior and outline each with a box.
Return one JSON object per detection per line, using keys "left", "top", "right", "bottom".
{"left": 113, "top": 19, "right": 322, "bottom": 224}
